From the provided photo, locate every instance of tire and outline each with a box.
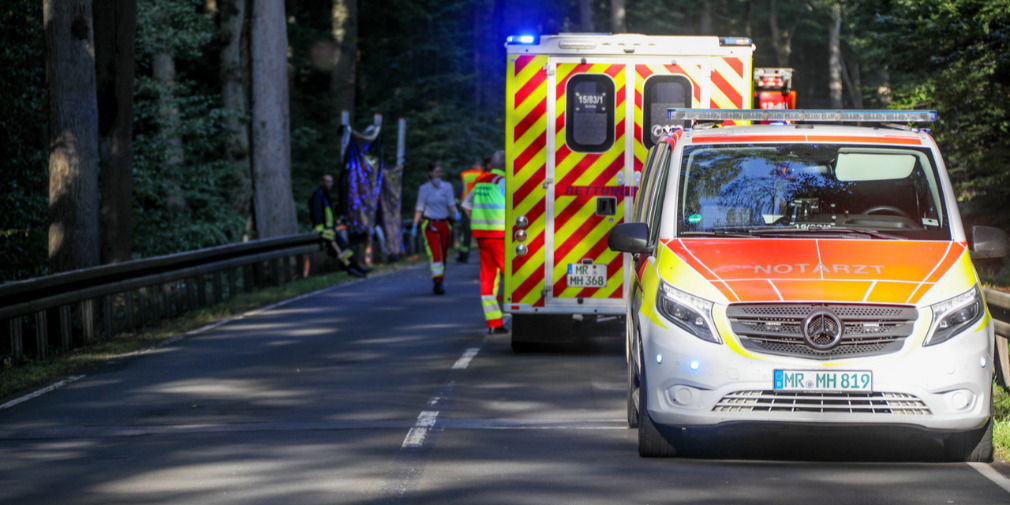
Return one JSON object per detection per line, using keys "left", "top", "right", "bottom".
{"left": 944, "top": 418, "right": 993, "bottom": 462}
{"left": 627, "top": 359, "right": 640, "bottom": 428}
{"left": 638, "top": 367, "right": 677, "bottom": 457}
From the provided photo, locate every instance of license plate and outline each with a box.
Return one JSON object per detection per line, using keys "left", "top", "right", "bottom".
{"left": 773, "top": 370, "right": 873, "bottom": 392}
{"left": 566, "top": 263, "right": 607, "bottom": 288}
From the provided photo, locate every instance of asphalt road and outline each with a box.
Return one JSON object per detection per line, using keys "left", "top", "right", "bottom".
{"left": 2, "top": 262, "right": 1010, "bottom": 504}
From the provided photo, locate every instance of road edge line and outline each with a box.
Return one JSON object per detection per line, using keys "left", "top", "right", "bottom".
{"left": 0, "top": 264, "right": 425, "bottom": 411}
{"left": 968, "top": 462, "right": 1010, "bottom": 496}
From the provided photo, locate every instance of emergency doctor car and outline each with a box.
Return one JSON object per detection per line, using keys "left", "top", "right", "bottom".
{"left": 608, "top": 109, "right": 1009, "bottom": 460}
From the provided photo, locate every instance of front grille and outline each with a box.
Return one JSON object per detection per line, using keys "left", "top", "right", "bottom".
{"left": 713, "top": 390, "right": 931, "bottom": 415}
{"left": 727, "top": 303, "right": 917, "bottom": 359}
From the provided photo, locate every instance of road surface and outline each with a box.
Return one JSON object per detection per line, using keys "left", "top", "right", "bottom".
{"left": 2, "top": 262, "right": 1010, "bottom": 504}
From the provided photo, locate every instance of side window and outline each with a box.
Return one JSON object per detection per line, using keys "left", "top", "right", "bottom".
{"left": 633, "top": 147, "right": 659, "bottom": 222}
{"left": 566, "top": 74, "right": 615, "bottom": 152}
{"left": 643, "top": 75, "right": 692, "bottom": 149}
{"left": 646, "top": 146, "right": 672, "bottom": 245}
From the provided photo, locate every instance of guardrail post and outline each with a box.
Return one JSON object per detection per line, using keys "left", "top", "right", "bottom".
{"left": 270, "top": 258, "right": 281, "bottom": 287}
{"left": 81, "top": 299, "right": 94, "bottom": 343}
{"left": 125, "top": 290, "right": 135, "bottom": 332}
{"left": 103, "top": 295, "right": 114, "bottom": 339}
{"left": 198, "top": 274, "right": 208, "bottom": 307}
{"left": 9, "top": 317, "right": 23, "bottom": 360}
{"left": 34, "top": 311, "right": 47, "bottom": 358}
{"left": 996, "top": 333, "right": 1010, "bottom": 389}
{"left": 227, "top": 268, "right": 237, "bottom": 299}
{"left": 59, "top": 305, "right": 72, "bottom": 350}
{"left": 243, "top": 264, "right": 255, "bottom": 292}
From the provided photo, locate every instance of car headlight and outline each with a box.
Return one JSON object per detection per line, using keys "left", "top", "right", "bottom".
{"left": 925, "top": 286, "right": 983, "bottom": 346}
{"left": 656, "top": 281, "right": 721, "bottom": 344}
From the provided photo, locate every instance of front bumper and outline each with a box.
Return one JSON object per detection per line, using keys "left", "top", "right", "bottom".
{"left": 640, "top": 314, "right": 994, "bottom": 432}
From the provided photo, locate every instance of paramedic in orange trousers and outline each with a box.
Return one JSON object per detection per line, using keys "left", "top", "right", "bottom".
{"left": 462, "top": 151, "right": 508, "bottom": 334}
{"left": 412, "top": 163, "right": 460, "bottom": 295}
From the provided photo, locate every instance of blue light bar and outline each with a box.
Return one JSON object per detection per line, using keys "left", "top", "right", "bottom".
{"left": 667, "top": 109, "right": 937, "bottom": 123}
{"left": 719, "top": 37, "right": 752, "bottom": 47}
{"left": 506, "top": 34, "right": 539, "bottom": 45}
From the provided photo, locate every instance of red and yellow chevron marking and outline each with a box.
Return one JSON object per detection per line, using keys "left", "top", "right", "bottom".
{"left": 506, "top": 54, "right": 549, "bottom": 307}
{"left": 633, "top": 63, "right": 707, "bottom": 173}
{"left": 710, "top": 57, "right": 752, "bottom": 110}
{"left": 551, "top": 63, "right": 626, "bottom": 300}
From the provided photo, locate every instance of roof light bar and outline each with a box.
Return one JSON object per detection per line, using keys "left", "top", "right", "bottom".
{"left": 506, "top": 34, "right": 539, "bottom": 45}
{"left": 667, "top": 109, "right": 937, "bottom": 123}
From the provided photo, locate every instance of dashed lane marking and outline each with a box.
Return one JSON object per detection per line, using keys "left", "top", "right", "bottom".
{"left": 401, "top": 411, "right": 440, "bottom": 449}
{"left": 968, "top": 462, "right": 1010, "bottom": 497}
{"left": 451, "top": 346, "right": 481, "bottom": 370}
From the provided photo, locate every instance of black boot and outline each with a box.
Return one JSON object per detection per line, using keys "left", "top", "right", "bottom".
{"left": 433, "top": 279, "right": 446, "bottom": 295}
{"left": 457, "top": 251, "right": 469, "bottom": 263}
{"left": 348, "top": 267, "right": 366, "bottom": 278}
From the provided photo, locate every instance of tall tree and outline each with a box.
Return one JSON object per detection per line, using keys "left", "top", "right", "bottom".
{"left": 93, "top": 0, "right": 137, "bottom": 264}
{"left": 150, "top": 5, "right": 185, "bottom": 171}
{"left": 249, "top": 0, "right": 297, "bottom": 238}
{"left": 768, "top": 0, "right": 802, "bottom": 67}
{"left": 828, "top": 2, "right": 843, "bottom": 108}
{"left": 611, "top": 0, "right": 626, "bottom": 33}
{"left": 330, "top": 0, "right": 357, "bottom": 123}
{"left": 45, "top": 0, "right": 101, "bottom": 273}
{"left": 700, "top": 1, "right": 712, "bottom": 35}
{"left": 578, "top": 0, "right": 594, "bottom": 32}
{"left": 218, "top": 0, "right": 253, "bottom": 237}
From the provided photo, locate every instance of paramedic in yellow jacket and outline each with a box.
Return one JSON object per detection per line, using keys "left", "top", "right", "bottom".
{"left": 412, "top": 163, "right": 460, "bottom": 295}
{"left": 462, "top": 151, "right": 507, "bottom": 333}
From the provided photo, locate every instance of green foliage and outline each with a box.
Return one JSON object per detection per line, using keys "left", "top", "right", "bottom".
{"left": 0, "top": 2, "right": 48, "bottom": 282}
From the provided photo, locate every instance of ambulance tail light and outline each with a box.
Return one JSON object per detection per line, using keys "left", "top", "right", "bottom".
{"left": 657, "top": 281, "right": 721, "bottom": 344}
{"left": 667, "top": 108, "right": 937, "bottom": 123}
{"left": 506, "top": 34, "right": 539, "bottom": 45}
{"left": 925, "top": 286, "right": 983, "bottom": 346}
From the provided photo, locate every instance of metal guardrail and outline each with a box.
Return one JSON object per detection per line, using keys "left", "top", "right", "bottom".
{"left": 985, "top": 288, "right": 1010, "bottom": 388}
{"left": 1, "top": 233, "right": 322, "bottom": 362}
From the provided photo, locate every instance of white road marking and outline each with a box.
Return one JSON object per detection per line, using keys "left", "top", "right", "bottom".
{"left": 401, "top": 410, "right": 439, "bottom": 448}
{"left": 0, "top": 375, "right": 85, "bottom": 410}
{"left": 968, "top": 462, "right": 1010, "bottom": 496}
{"left": 451, "top": 347, "right": 481, "bottom": 370}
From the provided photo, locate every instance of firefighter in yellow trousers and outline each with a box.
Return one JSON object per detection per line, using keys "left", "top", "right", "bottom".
{"left": 462, "top": 151, "right": 508, "bottom": 334}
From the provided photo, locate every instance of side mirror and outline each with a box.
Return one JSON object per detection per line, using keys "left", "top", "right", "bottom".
{"left": 971, "top": 225, "right": 1009, "bottom": 259}
{"left": 608, "top": 222, "right": 650, "bottom": 254}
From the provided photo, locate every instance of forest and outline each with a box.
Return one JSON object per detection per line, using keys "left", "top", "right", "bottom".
{"left": 2, "top": 0, "right": 1008, "bottom": 283}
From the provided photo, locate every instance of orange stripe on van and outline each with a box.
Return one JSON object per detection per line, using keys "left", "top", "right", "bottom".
{"left": 691, "top": 135, "right": 923, "bottom": 145}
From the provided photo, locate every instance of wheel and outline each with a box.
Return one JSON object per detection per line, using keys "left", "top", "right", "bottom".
{"left": 944, "top": 418, "right": 993, "bottom": 462}
{"left": 627, "top": 358, "right": 640, "bottom": 428}
{"left": 638, "top": 365, "right": 677, "bottom": 457}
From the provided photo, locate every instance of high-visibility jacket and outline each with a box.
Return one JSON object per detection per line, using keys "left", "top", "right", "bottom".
{"left": 470, "top": 170, "right": 506, "bottom": 238}
{"left": 460, "top": 168, "right": 483, "bottom": 201}
{"left": 309, "top": 187, "right": 335, "bottom": 232}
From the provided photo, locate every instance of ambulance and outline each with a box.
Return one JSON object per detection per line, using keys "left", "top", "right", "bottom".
{"left": 608, "top": 108, "right": 1009, "bottom": 460}
{"left": 753, "top": 67, "right": 797, "bottom": 111}
{"left": 503, "top": 33, "right": 755, "bottom": 349}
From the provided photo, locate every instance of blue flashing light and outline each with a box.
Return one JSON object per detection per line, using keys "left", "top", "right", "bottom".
{"left": 506, "top": 34, "right": 539, "bottom": 45}
{"left": 689, "top": 360, "right": 700, "bottom": 371}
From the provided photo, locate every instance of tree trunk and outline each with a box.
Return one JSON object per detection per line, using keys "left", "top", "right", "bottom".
{"left": 743, "top": 0, "right": 752, "bottom": 37}
{"left": 578, "top": 0, "right": 593, "bottom": 32}
{"left": 828, "top": 3, "right": 843, "bottom": 108}
{"left": 219, "top": 0, "right": 253, "bottom": 238}
{"left": 45, "top": 0, "right": 101, "bottom": 273}
{"left": 250, "top": 0, "right": 297, "bottom": 238}
{"left": 840, "top": 47, "right": 863, "bottom": 108}
{"left": 330, "top": 0, "right": 357, "bottom": 125}
{"left": 152, "top": 50, "right": 184, "bottom": 170}
{"left": 700, "top": 1, "right": 712, "bottom": 35}
{"left": 93, "top": 0, "right": 136, "bottom": 264}
{"left": 768, "top": 0, "right": 796, "bottom": 67}
{"left": 610, "top": 0, "right": 626, "bottom": 33}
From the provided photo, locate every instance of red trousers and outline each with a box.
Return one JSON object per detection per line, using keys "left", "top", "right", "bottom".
{"left": 478, "top": 237, "right": 505, "bottom": 328}
{"left": 423, "top": 219, "right": 451, "bottom": 281}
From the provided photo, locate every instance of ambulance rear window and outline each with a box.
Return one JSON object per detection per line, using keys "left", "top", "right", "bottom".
{"left": 566, "top": 74, "right": 615, "bottom": 152}
{"left": 643, "top": 75, "right": 692, "bottom": 148}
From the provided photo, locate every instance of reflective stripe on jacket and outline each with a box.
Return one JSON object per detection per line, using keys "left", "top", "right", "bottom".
{"left": 470, "top": 172, "right": 505, "bottom": 238}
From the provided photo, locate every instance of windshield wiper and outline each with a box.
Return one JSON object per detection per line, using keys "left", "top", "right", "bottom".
{"left": 747, "top": 227, "right": 902, "bottom": 240}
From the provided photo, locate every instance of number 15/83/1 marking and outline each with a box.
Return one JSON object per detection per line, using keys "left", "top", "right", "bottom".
{"left": 773, "top": 370, "right": 872, "bottom": 391}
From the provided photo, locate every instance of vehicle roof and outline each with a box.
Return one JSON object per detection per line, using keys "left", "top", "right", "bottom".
{"left": 676, "top": 124, "right": 930, "bottom": 146}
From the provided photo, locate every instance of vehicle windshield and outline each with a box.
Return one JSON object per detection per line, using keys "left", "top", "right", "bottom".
{"left": 676, "top": 143, "right": 950, "bottom": 240}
